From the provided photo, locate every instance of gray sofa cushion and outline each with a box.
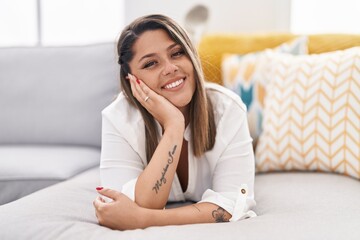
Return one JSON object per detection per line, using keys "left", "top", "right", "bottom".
{"left": 0, "top": 169, "right": 359, "bottom": 240}
{"left": 0, "top": 43, "right": 119, "bottom": 147}
{"left": 0, "top": 145, "right": 100, "bottom": 205}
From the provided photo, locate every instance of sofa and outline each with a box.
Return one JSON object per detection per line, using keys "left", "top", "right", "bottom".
{"left": 0, "top": 34, "right": 359, "bottom": 240}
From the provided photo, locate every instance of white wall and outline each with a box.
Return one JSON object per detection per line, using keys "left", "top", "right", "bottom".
{"left": 291, "top": 0, "right": 360, "bottom": 34}
{"left": 0, "top": 0, "right": 291, "bottom": 47}
{"left": 124, "top": 0, "right": 291, "bottom": 34}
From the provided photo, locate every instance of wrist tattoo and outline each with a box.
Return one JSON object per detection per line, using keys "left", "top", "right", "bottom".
{"left": 212, "top": 207, "right": 229, "bottom": 223}
{"left": 152, "top": 145, "right": 177, "bottom": 194}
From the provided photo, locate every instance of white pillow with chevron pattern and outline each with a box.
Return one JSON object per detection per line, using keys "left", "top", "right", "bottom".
{"left": 256, "top": 47, "right": 360, "bottom": 179}
{"left": 222, "top": 36, "right": 308, "bottom": 146}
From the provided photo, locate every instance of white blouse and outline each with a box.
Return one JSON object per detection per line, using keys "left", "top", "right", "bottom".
{"left": 100, "top": 83, "right": 256, "bottom": 221}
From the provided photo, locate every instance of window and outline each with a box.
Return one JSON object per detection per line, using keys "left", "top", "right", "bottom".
{"left": 0, "top": 0, "right": 38, "bottom": 46}
{"left": 42, "top": 0, "right": 124, "bottom": 45}
{"left": 291, "top": 0, "right": 360, "bottom": 34}
{"left": 0, "top": 0, "right": 125, "bottom": 47}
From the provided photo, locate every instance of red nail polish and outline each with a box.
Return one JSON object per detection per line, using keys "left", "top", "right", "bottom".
{"left": 96, "top": 187, "right": 103, "bottom": 191}
{"left": 136, "top": 78, "right": 140, "bottom": 84}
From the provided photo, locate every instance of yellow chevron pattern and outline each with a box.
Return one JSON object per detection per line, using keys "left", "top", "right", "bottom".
{"left": 221, "top": 37, "right": 308, "bottom": 143}
{"left": 255, "top": 47, "right": 360, "bottom": 180}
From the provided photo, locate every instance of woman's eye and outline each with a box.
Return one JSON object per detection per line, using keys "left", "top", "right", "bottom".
{"left": 143, "top": 61, "right": 157, "bottom": 69}
{"left": 172, "top": 50, "right": 185, "bottom": 57}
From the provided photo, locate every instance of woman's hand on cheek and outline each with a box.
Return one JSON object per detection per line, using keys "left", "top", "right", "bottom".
{"left": 93, "top": 187, "right": 147, "bottom": 230}
{"left": 128, "top": 74, "right": 185, "bottom": 131}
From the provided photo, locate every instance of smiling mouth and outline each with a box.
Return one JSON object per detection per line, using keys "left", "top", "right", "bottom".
{"left": 162, "top": 78, "right": 185, "bottom": 89}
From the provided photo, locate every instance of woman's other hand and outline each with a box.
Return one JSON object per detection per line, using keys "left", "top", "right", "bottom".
{"left": 93, "top": 187, "right": 147, "bottom": 230}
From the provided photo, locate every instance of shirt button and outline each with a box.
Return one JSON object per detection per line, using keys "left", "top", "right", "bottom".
{"left": 241, "top": 189, "right": 246, "bottom": 194}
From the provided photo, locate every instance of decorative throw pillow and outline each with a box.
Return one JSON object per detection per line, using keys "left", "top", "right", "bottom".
{"left": 256, "top": 47, "right": 360, "bottom": 179}
{"left": 222, "top": 36, "right": 308, "bottom": 144}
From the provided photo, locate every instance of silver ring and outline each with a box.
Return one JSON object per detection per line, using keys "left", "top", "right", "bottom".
{"left": 144, "top": 96, "right": 150, "bottom": 102}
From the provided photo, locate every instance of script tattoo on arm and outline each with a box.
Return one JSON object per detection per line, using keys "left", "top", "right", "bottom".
{"left": 212, "top": 207, "right": 229, "bottom": 223}
{"left": 152, "top": 145, "right": 177, "bottom": 194}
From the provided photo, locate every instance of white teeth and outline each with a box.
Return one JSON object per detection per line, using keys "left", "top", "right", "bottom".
{"left": 164, "top": 79, "right": 184, "bottom": 89}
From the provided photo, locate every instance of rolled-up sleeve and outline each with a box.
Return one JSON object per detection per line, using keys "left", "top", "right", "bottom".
{"left": 99, "top": 113, "right": 143, "bottom": 201}
{"left": 199, "top": 101, "right": 256, "bottom": 221}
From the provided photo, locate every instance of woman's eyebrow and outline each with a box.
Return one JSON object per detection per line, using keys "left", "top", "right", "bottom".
{"left": 139, "top": 53, "right": 156, "bottom": 62}
{"left": 167, "top": 42, "right": 179, "bottom": 50}
{"left": 138, "top": 43, "right": 179, "bottom": 63}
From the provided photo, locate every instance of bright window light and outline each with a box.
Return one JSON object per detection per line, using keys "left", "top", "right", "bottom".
{"left": 0, "top": 0, "right": 38, "bottom": 46}
{"left": 41, "top": 0, "right": 124, "bottom": 45}
{"left": 291, "top": 0, "right": 360, "bottom": 34}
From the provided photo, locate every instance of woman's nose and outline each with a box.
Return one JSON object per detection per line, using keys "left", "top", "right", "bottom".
{"left": 162, "top": 60, "right": 179, "bottom": 76}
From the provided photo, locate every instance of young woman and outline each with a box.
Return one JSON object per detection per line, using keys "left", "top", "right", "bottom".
{"left": 93, "top": 14, "right": 256, "bottom": 230}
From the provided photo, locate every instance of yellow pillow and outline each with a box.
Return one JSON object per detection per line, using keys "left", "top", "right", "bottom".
{"left": 256, "top": 47, "right": 360, "bottom": 179}
{"left": 198, "top": 33, "right": 360, "bottom": 85}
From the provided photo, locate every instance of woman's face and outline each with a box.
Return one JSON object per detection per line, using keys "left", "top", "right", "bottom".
{"left": 128, "top": 29, "right": 196, "bottom": 112}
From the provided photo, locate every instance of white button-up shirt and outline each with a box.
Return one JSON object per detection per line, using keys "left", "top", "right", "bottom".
{"left": 100, "top": 83, "right": 256, "bottom": 221}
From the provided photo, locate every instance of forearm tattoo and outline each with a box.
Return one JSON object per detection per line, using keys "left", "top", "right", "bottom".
{"left": 192, "top": 205, "right": 201, "bottom": 212}
{"left": 152, "top": 145, "right": 177, "bottom": 194}
{"left": 212, "top": 207, "right": 229, "bottom": 223}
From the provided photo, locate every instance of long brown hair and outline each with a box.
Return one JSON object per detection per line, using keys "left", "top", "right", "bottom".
{"left": 117, "top": 14, "right": 215, "bottom": 161}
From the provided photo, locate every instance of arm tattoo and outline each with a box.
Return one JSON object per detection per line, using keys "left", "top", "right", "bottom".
{"left": 212, "top": 207, "right": 229, "bottom": 223}
{"left": 192, "top": 205, "right": 201, "bottom": 212}
{"left": 152, "top": 145, "right": 177, "bottom": 194}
